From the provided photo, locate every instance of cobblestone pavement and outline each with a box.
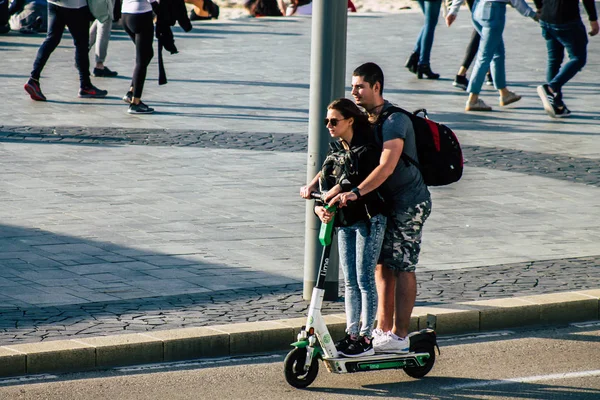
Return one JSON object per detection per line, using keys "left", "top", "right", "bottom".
{"left": 0, "top": 9, "right": 599, "bottom": 346}
{"left": 1, "top": 256, "right": 598, "bottom": 345}
{"left": 1, "top": 125, "right": 599, "bottom": 187}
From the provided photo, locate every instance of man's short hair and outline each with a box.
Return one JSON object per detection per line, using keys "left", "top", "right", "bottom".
{"left": 353, "top": 62, "right": 384, "bottom": 95}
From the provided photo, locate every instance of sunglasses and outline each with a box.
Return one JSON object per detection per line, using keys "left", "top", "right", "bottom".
{"left": 324, "top": 117, "right": 347, "bottom": 127}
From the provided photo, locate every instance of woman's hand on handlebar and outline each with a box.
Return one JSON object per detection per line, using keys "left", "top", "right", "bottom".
{"left": 315, "top": 206, "right": 334, "bottom": 224}
{"left": 328, "top": 191, "right": 357, "bottom": 208}
{"left": 300, "top": 183, "right": 318, "bottom": 199}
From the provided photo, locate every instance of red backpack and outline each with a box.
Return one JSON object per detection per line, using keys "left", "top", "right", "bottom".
{"left": 376, "top": 106, "right": 463, "bottom": 186}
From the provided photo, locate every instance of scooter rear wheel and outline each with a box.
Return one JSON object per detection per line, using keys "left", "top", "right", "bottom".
{"left": 404, "top": 342, "right": 435, "bottom": 379}
{"left": 284, "top": 347, "right": 319, "bottom": 388}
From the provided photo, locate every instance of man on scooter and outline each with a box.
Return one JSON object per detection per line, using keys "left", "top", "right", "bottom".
{"left": 329, "top": 62, "right": 432, "bottom": 354}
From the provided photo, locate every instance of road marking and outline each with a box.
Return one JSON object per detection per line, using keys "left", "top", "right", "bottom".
{"left": 438, "top": 331, "right": 514, "bottom": 343}
{"left": 571, "top": 321, "right": 600, "bottom": 328}
{"left": 115, "top": 354, "right": 283, "bottom": 373}
{"left": 442, "top": 370, "right": 600, "bottom": 390}
{"left": 0, "top": 374, "right": 58, "bottom": 386}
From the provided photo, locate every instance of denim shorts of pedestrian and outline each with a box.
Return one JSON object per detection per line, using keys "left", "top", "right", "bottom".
{"left": 379, "top": 198, "right": 432, "bottom": 273}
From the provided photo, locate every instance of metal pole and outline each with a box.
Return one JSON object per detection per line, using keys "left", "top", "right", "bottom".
{"left": 303, "top": 0, "right": 348, "bottom": 301}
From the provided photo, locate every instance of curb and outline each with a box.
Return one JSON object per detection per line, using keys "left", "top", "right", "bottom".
{"left": 1, "top": 289, "right": 599, "bottom": 378}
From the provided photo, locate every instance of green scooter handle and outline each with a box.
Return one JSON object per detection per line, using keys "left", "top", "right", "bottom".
{"left": 318, "top": 204, "right": 337, "bottom": 246}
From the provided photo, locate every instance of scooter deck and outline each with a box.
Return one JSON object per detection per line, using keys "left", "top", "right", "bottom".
{"left": 324, "top": 351, "right": 428, "bottom": 363}
{"left": 322, "top": 351, "right": 431, "bottom": 374}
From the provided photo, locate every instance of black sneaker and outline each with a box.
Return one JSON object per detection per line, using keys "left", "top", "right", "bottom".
{"left": 485, "top": 72, "right": 494, "bottom": 86}
{"left": 93, "top": 67, "right": 118, "bottom": 78}
{"left": 335, "top": 334, "right": 355, "bottom": 353}
{"left": 453, "top": 75, "right": 469, "bottom": 91}
{"left": 24, "top": 78, "right": 47, "bottom": 101}
{"left": 79, "top": 84, "right": 108, "bottom": 98}
{"left": 537, "top": 84, "right": 557, "bottom": 118}
{"left": 123, "top": 91, "right": 133, "bottom": 104}
{"left": 128, "top": 102, "right": 154, "bottom": 114}
{"left": 340, "top": 336, "right": 375, "bottom": 358}
{"left": 555, "top": 104, "right": 571, "bottom": 118}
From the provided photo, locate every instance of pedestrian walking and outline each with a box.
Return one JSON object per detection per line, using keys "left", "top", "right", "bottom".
{"left": 533, "top": 0, "right": 598, "bottom": 118}
{"left": 89, "top": 0, "right": 118, "bottom": 78}
{"left": 405, "top": 0, "right": 443, "bottom": 79}
{"left": 445, "top": 0, "right": 539, "bottom": 112}
{"left": 451, "top": 0, "right": 493, "bottom": 90}
{"left": 23, "top": 0, "right": 108, "bottom": 101}
{"left": 121, "top": 0, "right": 156, "bottom": 114}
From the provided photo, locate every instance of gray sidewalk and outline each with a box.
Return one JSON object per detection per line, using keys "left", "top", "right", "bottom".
{"left": 0, "top": 8, "right": 599, "bottom": 346}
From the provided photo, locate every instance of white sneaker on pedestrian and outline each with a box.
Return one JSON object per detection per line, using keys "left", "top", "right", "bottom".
{"left": 373, "top": 331, "right": 410, "bottom": 354}
{"left": 465, "top": 98, "right": 492, "bottom": 112}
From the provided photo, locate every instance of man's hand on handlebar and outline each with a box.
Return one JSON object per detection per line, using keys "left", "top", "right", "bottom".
{"left": 328, "top": 191, "right": 357, "bottom": 208}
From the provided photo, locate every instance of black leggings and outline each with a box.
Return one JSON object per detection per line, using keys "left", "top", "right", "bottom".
{"left": 31, "top": 3, "right": 91, "bottom": 87}
{"left": 460, "top": 0, "right": 480, "bottom": 71}
{"left": 122, "top": 12, "right": 154, "bottom": 99}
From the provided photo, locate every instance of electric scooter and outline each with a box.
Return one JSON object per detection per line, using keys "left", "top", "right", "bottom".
{"left": 284, "top": 192, "right": 439, "bottom": 389}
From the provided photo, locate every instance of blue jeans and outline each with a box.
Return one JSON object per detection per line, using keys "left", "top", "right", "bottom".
{"left": 468, "top": 0, "right": 506, "bottom": 94}
{"left": 413, "top": 0, "right": 442, "bottom": 66}
{"left": 540, "top": 20, "right": 588, "bottom": 101}
{"left": 337, "top": 214, "right": 386, "bottom": 337}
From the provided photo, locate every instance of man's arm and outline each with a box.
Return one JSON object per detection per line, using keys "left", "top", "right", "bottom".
{"left": 583, "top": 0, "right": 599, "bottom": 36}
{"left": 328, "top": 138, "right": 404, "bottom": 207}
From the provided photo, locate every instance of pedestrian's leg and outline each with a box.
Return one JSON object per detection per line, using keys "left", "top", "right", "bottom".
{"left": 30, "top": 3, "right": 65, "bottom": 80}
{"left": 548, "top": 21, "right": 588, "bottom": 103}
{"left": 542, "top": 25, "right": 564, "bottom": 88}
{"left": 413, "top": 0, "right": 426, "bottom": 55}
{"left": 95, "top": 19, "right": 112, "bottom": 66}
{"left": 460, "top": 29, "right": 481, "bottom": 73}
{"left": 89, "top": 19, "right": 98, "bottom": 52}
{"left": 417, "top": 0, "right": 441, "bottom": 66}
{"left": 66, "top": 7, "right": 92, "bottom": 88}
{"left": 131, "top": 20, "right": 154, "bottom": 101}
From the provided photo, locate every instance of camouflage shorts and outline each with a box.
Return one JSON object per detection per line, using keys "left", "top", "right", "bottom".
{"left": 379, "top": 199, "right": 432, "bottom": 273}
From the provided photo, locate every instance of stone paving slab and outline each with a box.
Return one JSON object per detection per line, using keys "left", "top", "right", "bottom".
{"left": 0, "top": 8, "right": 599, "bottom": 347}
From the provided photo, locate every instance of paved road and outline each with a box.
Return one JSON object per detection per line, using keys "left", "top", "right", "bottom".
{"left": 1, "top": 324, "right": 600, "bottom": 399}
{"left": 0, "top": 8, "right": 599, "bottom": 344}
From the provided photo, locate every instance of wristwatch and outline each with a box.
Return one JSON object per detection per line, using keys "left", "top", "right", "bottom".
{"left": 351, "top": 187, "right": 361, "bottom": 199}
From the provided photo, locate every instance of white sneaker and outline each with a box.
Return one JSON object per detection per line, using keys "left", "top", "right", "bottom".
{"left": 374, "top": 331, "right": 410, "bottom": 354}
{"left": 465, "top": 98, "right": 492, "bottom": 112}
{"left": 372, "top": 328, "right": 386, "bottom": 346}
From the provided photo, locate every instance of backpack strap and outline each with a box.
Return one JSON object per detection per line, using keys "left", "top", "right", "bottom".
{"left": 375, "top": 106, "right": 422, "bottom": 171}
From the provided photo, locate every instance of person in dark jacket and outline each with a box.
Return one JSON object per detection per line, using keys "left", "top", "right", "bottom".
{"left": 300, "top": 98, "right": 387, "bottom": 358}
{"left": 533, "top": 0, "right": 598, "bottom": 118}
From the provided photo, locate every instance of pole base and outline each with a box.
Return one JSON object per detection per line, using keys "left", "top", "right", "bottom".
{"left": 303, "top": 280, "right": 339, "bottom": 301}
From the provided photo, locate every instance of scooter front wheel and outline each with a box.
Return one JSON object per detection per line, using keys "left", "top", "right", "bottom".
{"left": 283, "top": 347, "right": 319, "bottom": 388}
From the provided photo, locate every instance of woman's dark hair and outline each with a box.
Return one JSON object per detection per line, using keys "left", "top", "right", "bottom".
{"left": 327, "top": 98, "right": 370, "bottom": 135}
{"left": 289, "top": 0, "right": 312, "bottom": 15}
{"left": 245, "top": 0, "right": 283, "bottom": 17}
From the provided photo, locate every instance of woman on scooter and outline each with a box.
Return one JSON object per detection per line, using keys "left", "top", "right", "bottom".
{"left": 300, "top": 98, "right": 387, "bottom": 357}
